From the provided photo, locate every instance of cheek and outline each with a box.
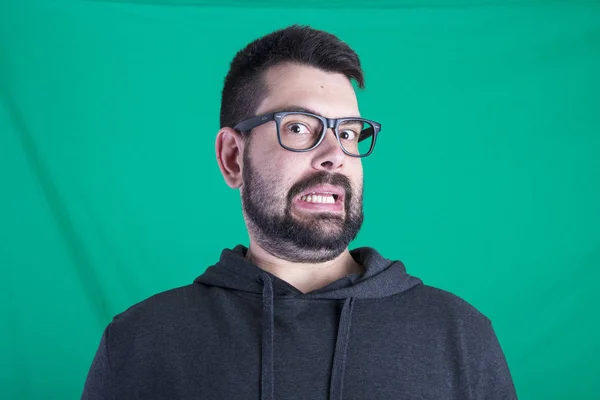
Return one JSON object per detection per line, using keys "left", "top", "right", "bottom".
{"left": 349, "top": 161, "right": 363, "bottom": 183}
{"left": 255, "top": 156, "right": 297, "bottom": 198}
{"left": 272, "top": 157, "right": 301, "bottom": 191}
{"left": 249, "top": 134, "right": 301, "bottom": 192}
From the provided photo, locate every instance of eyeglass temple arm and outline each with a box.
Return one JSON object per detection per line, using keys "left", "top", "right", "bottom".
{"left": 233, "top": 113, "right": 275, "bottom": 132}
{"left": 358, "top": 126, "right": 374, "bottom": 142}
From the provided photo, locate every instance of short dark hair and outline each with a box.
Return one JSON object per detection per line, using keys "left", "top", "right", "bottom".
{"left": 219, "top": 25, "right": 365, "bottom": 135}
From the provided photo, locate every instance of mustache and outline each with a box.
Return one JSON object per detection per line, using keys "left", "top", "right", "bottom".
{"left": 286, "top": 171, "right": 352, "bottom": 204}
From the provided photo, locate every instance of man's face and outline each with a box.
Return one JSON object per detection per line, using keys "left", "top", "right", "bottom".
{"left": 241, "top": 63, "right": 364, "bottom": 263}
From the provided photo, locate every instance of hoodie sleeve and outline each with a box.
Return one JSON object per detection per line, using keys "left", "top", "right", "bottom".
{"left": 476, "top": 322, "right": 518, "bottom": 400}
{"left": 81, "top": 325, "right": 113, "bottom": 400}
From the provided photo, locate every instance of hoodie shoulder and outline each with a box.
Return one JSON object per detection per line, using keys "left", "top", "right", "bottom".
{"left": 109, "top": 283, "right": 206, "bottom": 332}
{"left": 382, "top": 284, "right": 516, "bottom": 399}
{"left": 402, "top": 283, "right": 492, "bottom": 327}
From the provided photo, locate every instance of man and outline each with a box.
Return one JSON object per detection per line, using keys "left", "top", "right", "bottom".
{"left": 82, "top": 25, "right": 517, "bottom": 399}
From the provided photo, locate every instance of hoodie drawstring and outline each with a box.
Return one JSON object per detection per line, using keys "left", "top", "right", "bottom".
{"left": 259, "top": 272, "right": 275, "bottom": 400}
{"left": 329, "top": 297, "right": 355, "bottom": 400}
{"left": 258, "top": 272, "right": 355, "bottom": 400}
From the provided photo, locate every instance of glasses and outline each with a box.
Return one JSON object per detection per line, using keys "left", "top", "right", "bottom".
{"left": 233, "top": 110, "right": 381, "bottom": 158}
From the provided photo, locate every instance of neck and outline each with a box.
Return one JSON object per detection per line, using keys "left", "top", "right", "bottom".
{"left": 245, "top": 238, "right": 363, "bottom": 294}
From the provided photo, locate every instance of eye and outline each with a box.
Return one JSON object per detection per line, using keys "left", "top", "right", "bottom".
{"left": 339, "top": 129, "right": 358, "bottom": 141}
{"left": 286, "top": 123, "right": 311, "bottom": 135}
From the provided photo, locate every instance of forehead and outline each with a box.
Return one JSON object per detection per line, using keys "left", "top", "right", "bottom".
{"left": 255, "top": 63, "right": 360, "bottom": 118}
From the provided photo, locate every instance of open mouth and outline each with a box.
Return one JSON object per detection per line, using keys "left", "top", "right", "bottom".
{"left": 299, "top": 193, "right": 339, "bottom": 204}
{"left": 294, "top": 184, "right": 345, "bottom": 210}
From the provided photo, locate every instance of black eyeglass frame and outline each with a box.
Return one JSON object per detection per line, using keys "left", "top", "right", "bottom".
{"left": 233, "top": 111, "right": 381, "bottom": 158}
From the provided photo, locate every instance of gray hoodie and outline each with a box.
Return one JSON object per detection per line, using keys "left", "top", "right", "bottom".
{"left": 82, "top": 245, "right": 517, "bottom": 399}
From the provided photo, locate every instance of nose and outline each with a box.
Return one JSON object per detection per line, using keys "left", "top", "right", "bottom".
{"left": 311, "top": 128, "right": 346, "bottom": 171}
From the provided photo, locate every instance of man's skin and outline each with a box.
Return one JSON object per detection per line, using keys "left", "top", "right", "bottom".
{"left": 216, "top": 63, "right": 365, "bottom": 293}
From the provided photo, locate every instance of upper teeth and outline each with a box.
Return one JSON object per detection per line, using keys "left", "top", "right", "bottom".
{"left": 300, "top": 194, "right": 335, "bottom": 204}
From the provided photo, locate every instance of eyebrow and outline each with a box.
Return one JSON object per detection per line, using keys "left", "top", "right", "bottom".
{"left": 269, "top": 105, "right": 361, "bottom": 119}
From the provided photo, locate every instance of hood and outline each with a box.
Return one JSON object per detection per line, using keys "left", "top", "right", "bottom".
{"left": 194, "top": 245, "right": 421, "bottom": 299}
{"left": 194, "top": 245, "right": 422, "bottom": 400}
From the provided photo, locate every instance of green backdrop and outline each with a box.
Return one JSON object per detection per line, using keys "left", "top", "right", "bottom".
{"left": 1, "top": 0, "right": 599, "bottom": 399}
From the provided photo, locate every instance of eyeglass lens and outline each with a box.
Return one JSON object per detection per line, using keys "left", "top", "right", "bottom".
{"left": 278, "top": 113, "right": 374, "bottom": 156}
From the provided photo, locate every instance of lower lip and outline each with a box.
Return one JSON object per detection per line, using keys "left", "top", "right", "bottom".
{"left": 293, "top": 198, "right": 344, "bottom": 212}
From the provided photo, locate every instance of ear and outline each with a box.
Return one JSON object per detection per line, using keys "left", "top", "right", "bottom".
{"left": 215, "top": 127, "right": 245, "bottom": 188}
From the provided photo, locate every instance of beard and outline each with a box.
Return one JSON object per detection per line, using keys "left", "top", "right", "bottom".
{"left": 241, "top": 147, "right": 364, "bottom": 263}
